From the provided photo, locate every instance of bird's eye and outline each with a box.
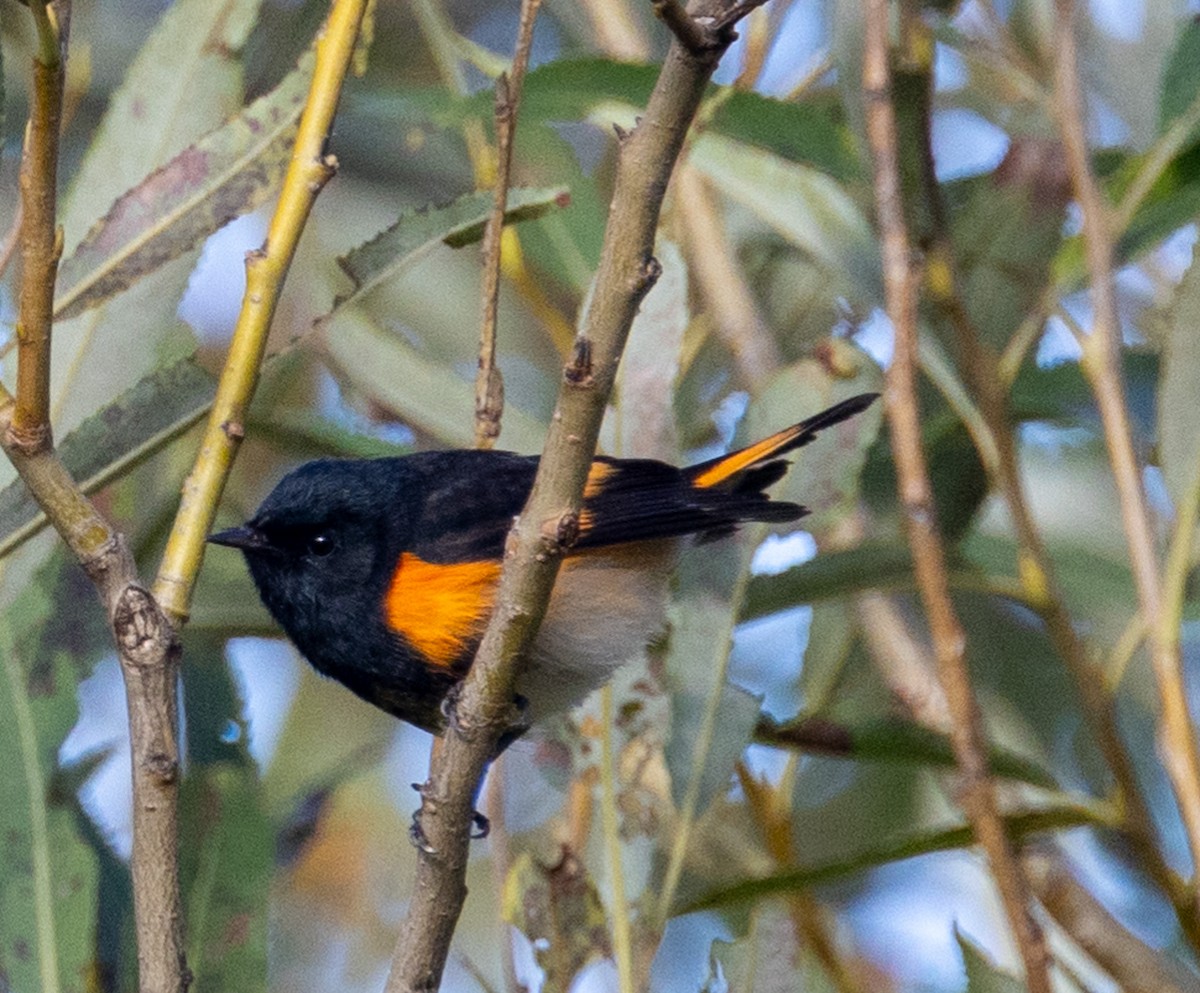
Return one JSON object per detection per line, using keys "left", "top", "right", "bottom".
{"left": 307, "top": 532, "right": 336, "bottom": 557}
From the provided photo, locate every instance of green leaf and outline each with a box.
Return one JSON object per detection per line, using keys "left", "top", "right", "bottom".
{"left": 679, "top": 802, "right": 1104, "bottom": 914}
{"left": 1157, "top": 239, "right": 1200, "bottom": 511}
{"left": 612, "top": 239, "right": 687, "bottom": 460}
{"left": 0, "top": 357, "right": 218, "bottom": 561}
{"left": 688, "top": 133, "right": 880, "bottom": 306}
{"left": 740, "top": 542, "right": 916, "bottom": 622}
{"left": 54, "top": 51, "right": 315, "bottom": 321}
{"left": 943, "top": 167, "right": 1068, "bottom": 351}
{"left": 664, "top": 594, "right": 761, "bottom": 815}
{"left": 958, "top": 931, "right": 1027, "bottom": 993}
{"left": 180, "top": 766, "right": 271, "bottom": 991}
{"left": 503, "top": 59, "right": 859, "bottom": 179}
{"left": 322, "top": 310, "right": 546, "bottom": 451}
{"left": 328, "top": 185, "right": 568, "bottom": 314}
{"left": 755, "top": 715, "right": 1058, "bottom": 790}
{"left": 38, "top": 0, "right": 264, "bottom": 461}
{"left": 0, "top": 562, "right": 101, "bottom": 993}
{"left": 1160, "top": 17, "right": 1200, "bottom": 138}
{"left": 59, "top": 0, "right": 263, "bottom": 251}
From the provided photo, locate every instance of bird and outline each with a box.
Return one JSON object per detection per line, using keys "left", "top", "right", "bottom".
{"left": 208, "top": 392, "right": 878, "bottom": 748}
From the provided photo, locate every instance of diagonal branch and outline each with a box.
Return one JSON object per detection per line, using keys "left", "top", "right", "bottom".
{"left": 153, "top": 0, "right": 371, "bottom": 623}
{"left": 1052, "top": 0, "right": 1200, "bottom": 921}
{"left": 383, "top": 3, "right": 753, "bottom": 990}
{"left": 861, "top": 2, "right": 1052, "bottom": 991}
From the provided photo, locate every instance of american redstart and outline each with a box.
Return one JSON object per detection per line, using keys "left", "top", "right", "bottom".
{"left": 208, "top": 393, "right": 877, "bottom": 743}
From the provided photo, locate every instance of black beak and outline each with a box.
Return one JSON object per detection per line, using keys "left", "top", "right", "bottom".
{"left": 208, "top": 524, "right": 271, "bottom": 551}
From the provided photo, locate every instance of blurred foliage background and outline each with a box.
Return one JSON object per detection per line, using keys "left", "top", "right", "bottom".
{"left": 2, "top": 0, "right": 1200, "bottom": 991}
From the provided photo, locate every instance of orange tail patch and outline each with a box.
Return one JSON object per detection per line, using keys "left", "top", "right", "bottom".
{"left": 690, "top": 422, "right": 812, "bottom": 489}
{"left": 385, "top": 554, "right": 501, "bottom": 669}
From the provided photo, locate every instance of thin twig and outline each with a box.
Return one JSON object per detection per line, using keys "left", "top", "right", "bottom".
{"left": 1053, "top": 0, "right": 1200, "bottom": 922}
{"left": 153, "top": 0, "right": 369, "bottom": 623}
{"left": 474, "top": 0, "right": 542, "bottom": 448}
{"left": 599, "top": 685, "right": 635, "bottom": 993}
{"left": 862, "top": 3, "right": 1053, "bottom": 991}
{"left": 383, "top": 5, "right": 749, "bottom": 990}
{"left": 899, "top": 12, "right": 1194, "bottom": 944}
{"left": 9, "top": 0, "right": 66, "bottom": 457}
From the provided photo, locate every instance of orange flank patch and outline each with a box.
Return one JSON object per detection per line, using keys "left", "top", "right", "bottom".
{"left": 384, "top": 553, "right": 501, "bottom": 669}
{"left": 583, "top": 460, "right": 614, "bottom": 499}
{"left": 691, "top": 423, "right": 807, "bottom": 489}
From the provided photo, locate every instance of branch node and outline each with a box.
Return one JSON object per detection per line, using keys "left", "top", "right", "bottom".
{"left": 145, "top": 751, "right": 180, "bottom": 785}
{"left": 112, "top": 584, "right": 176, "bottom": 669}
{"left": 4, "top": 420, "right": 52, "bottom": 456}
{"left": 220, "top": 419, "right": 245, "bottom": 441}
{"left": 564, "top": 336, "right": 594, "bottom": 386}
{"left": 652, "top": 0, "right": 718, "bottom": 54}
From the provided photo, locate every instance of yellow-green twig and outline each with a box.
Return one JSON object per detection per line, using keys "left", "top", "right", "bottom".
{"left": 152, "top": 0, "right": 369, "bottom": 622}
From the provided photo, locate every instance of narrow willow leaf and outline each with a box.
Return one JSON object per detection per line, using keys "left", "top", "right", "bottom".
{"left": 688, "top": 132, "right": 880, "bottom": 305}
{"left": 60, "top": 0, "right": 263, "bottom": 252}
{"left": 0, "top": 562, "right": 102, "bottom": 993}
{"left": 0, "top": 358, "right": 218, "bottom": 560}
{"left": 755, "top": 715, "right": 1058, "bottom": 790}
{"left": 325, "top": 185, "right": 569, "bottom": 321}
{"left": 959, "top": 931, "right": 1027, "bottom": 993}
{"left": 54, "top": 52, "right": 315, "bottom": 321}
{"left": 1158, "top": 240, "right": 1200, "bottom": 511}
{"left": 323, "top": 310, "right": 546, "bottom": 451}
{"left": 679, "top": 803, "right": 1105, "bottom": 914}
{"left": 740, "top": 542, "right": 917, "bottom": 622}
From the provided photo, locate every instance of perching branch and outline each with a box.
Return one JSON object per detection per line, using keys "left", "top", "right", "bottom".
{"left": 383, "top": 4, "right": 755, "bottom": 990}
{"left": 861, "top": 3, "right": 1053, "bottom": 992}
{"left": 473, "top": 0, "right": 542, "bottom": 448}
{"left": 8, "top": 0, "right": 66, "bottom": 456}
{"left": 1052, "top": 0, "right": 1200, "bottom": 923}
{"left": 153, "top": 0, "right": 370, "bottom": 623}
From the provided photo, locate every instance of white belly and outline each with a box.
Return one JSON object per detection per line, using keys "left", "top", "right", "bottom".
{"left": 518, "top": 542, "right": 675, "bottom": 721}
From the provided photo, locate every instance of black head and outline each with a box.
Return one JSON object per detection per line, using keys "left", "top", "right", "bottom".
{"left": 208, "top": 459, "right": 414, "bottom": 682}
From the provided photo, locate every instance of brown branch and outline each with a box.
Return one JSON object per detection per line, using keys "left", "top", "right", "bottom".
{"left": 474, "top": 0, "right": 542, "bottom": 449}
{"left": 1052, "top": 0, "right": 1200, "bottom": 923}
{"left": 0, "top": 391, "right": 186, "bottom": 993}
{"left": 9, "top": 1, "right": 66, "bottom": 457}
{"left": 676, "top": 164, "right": 782, "bottom": 388}
{"left": 383, "top": 4, "right": 748, "bottom": 990}
{"left": 861, "top": 4, "right": 1053, "bottom": 992}
{"left": 890, "top": 13, "right": 1196, "bottom": 948}
{"left": 1025, "top": 848, "right": 1200, "bottom": 993}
